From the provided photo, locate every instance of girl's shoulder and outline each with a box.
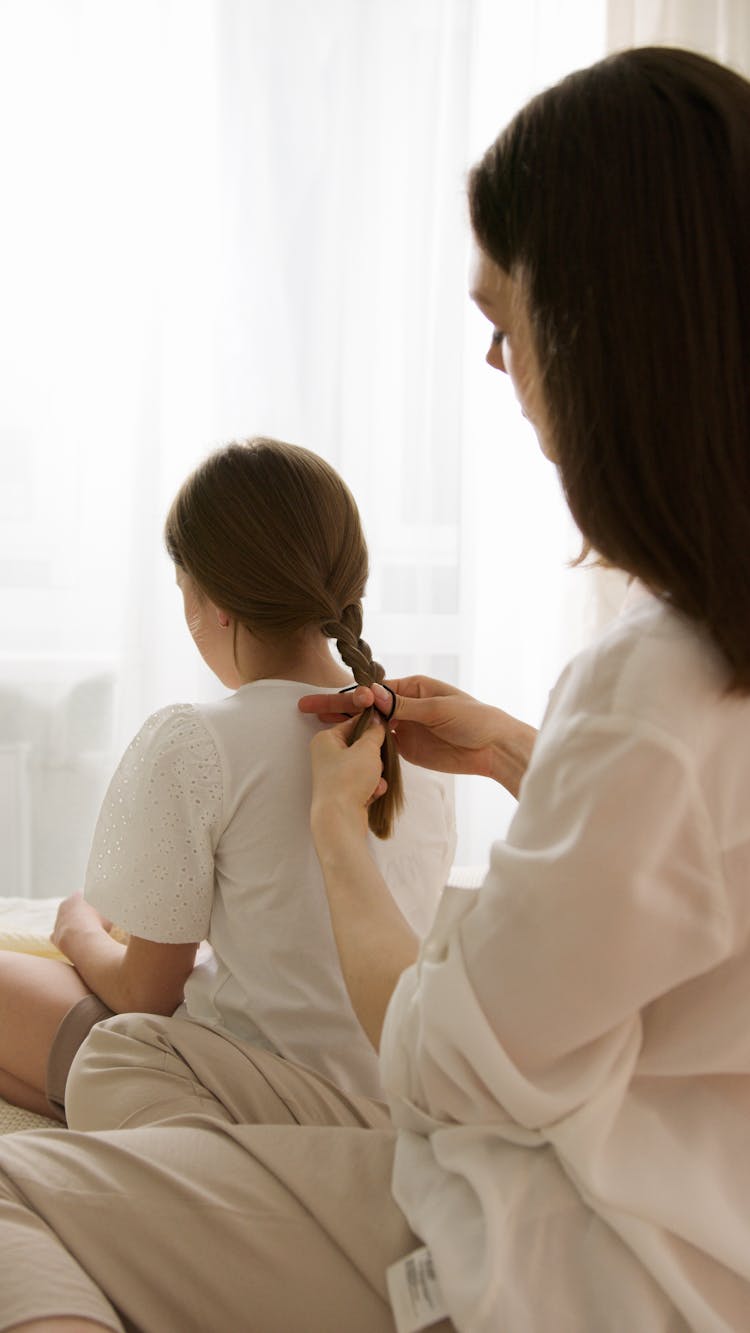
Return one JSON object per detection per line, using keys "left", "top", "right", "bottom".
{"left": 128, "top": 701, "right": 202, "bottom": 748}
{"left": 124, "top": 702, "right": 223, "bottom": 775}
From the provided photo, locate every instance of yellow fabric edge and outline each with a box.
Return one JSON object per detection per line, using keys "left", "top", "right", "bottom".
{"left": 0, "top": 936, "right": 72, "bottom": 964}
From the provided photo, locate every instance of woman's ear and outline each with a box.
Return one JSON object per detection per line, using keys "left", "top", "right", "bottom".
{"left": 215, "top": 608, "right": 231, "bottom": 629}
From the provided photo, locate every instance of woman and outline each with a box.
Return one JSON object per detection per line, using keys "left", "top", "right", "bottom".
{"left": 1, "top": 45, "right": 749, "bottom": 1333}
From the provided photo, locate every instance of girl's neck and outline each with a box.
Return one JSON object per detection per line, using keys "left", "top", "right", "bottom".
{"left": 233, "top": 627, "right": 351, "bottom": 689}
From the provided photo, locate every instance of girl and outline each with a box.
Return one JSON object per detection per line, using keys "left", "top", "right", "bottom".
{"left": 0, "top": 438, "right": 454, "bottom": 1119}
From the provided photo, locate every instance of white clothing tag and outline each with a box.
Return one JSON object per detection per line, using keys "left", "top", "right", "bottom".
{"left": 386, "top": 1245, "right": 449, "bottom": 1333}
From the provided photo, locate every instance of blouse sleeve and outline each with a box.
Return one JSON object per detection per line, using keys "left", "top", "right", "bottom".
{"left": 382, "top": 713, "right": 730, "bottom": 1134}
{"left": 84, "top": 704, "right": 224, "bottom": 943}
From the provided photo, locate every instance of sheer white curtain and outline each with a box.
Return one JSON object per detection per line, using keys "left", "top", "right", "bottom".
{"left": 15, "top": 1, "right": 738, "bottom": 893}
{"left": 607, "top": 0, "right": 750, "bottom": 67}
{"left": 455, "top": 0, "right": 611, "bottom": 859}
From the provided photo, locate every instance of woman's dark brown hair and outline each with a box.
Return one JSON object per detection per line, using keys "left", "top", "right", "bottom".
{"left": 164, "top": 437, "right": 403, "bottom": 837}
{"left": 469, "top": 47, "right": 750, "bottom": 691}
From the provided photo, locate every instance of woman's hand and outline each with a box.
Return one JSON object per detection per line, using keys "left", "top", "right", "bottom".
{"left": 310, "top": 714, "right": 387, "bottom": 840}
{"left": 51, "top": 893, "right": 112, "bottom": 956}
{"left": 300, "top": 675, "right": 538, "bottom": 798}
{"left": 309, "top": 713, "right": 418, "bottom": 1051}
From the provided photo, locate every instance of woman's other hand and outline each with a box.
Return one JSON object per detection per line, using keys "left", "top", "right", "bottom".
{"left": 310, "top": 713, "right": 387, "bottom": 840}
{"left": 300, "top": 675, "right": 537, "bottom": 798}
{"left": 309, "top": 712, "right": 417, "bottom": 1050}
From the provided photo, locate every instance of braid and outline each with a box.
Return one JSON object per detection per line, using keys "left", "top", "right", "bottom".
{"left": 321, "top": 603, "right": 404, "bottom": 839}
{"left": 322, "top": 604, "right": 384, "bottom": 689}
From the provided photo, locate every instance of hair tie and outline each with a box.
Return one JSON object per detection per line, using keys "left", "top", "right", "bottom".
{"left": 338, "top": 682, "right": 396, "bottom": 722}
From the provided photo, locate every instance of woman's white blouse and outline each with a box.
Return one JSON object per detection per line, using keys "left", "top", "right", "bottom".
{"left": 381, "top": 594, "right": 750, "bottom": 1331}
{"left": 85, "top": 680, "right": 455, "bottom": 1100}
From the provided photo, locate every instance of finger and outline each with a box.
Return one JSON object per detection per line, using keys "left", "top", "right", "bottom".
{"left": 298, "top": 693, "right": 345, "bottom": 716}
{"left": 349, "top": 686, "right": 376, "bottom": 710}
{"left": 366, "top": 777, "right": 388, "bottom": 805}
{"left": 374, "top": 683, "right": 428, "bottom": 724}
{"left": 297, "top": 692, "right": 361, "bottom": 717}
{"left": 369, "top": 682, "right": 396, "bottom": 720}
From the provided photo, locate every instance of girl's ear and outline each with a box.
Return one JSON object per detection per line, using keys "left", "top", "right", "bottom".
{"left": 215, "top": 607, "right": 231, "bottom": 629}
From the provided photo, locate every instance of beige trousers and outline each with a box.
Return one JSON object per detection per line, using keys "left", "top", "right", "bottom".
{"left": 0, "top": 1013, "right": 455, "bottom": 1333}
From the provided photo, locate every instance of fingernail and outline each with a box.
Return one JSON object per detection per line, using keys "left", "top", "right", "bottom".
{"left": 372, "top": 682, "right": 389, "bottom": 702}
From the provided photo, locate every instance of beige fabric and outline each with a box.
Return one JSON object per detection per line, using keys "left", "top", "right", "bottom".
{"left": 46, "top": 993, "right": 114, "bottom": 1122}
{"left": 66, "top": 1012, "right": 395, "bottom": 1133}
{"left": 0, "top": 1013, "right": 456, "bottom": 1333}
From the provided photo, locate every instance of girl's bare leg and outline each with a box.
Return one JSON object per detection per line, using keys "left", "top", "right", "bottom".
{"left": 0, "top": 953, "right": 91, "bottom": 1114}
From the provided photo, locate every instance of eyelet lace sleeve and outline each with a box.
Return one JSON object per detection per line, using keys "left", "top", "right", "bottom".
{"left": 84, "top": 704, "right": 224, "bottom": 943}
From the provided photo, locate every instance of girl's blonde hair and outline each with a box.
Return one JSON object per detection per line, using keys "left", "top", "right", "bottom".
{"left": 164, "top": 437, "right": 403, "bottom": 837}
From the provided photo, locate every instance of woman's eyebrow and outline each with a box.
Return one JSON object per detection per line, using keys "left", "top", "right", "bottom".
{"left": 469, "top": 288, "right": 497, "bottom": 314}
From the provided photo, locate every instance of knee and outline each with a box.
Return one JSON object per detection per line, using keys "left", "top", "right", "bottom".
{"left": 65, "top": 1012, "right": 177, "bottom": 1130}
